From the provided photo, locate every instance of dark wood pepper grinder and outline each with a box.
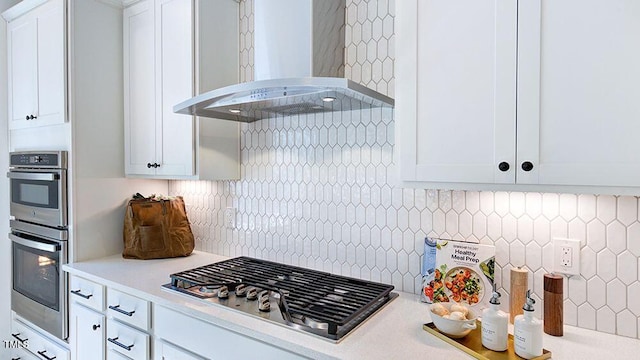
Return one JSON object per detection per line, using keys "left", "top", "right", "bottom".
{"left": 543, "top": 273, "right": 563, "bottom": 336}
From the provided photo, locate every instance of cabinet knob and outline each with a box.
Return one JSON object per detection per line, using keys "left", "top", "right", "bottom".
{"left": 521, "top": 161, "right": 534, "bottom": 172}
{"left": 92, "top": 324, "right": 101, "bottom": 331}
{"left": 25, "top": 114, "right": 37, "bottom": 120}
{"left": 154, "top": 163, "right": 160, "bottom": 168}
{"left": 147, "top": 162, "right": 153, "bottom": 168}
{"left": 498, "top": 162, "right": 510, "bottom": 172}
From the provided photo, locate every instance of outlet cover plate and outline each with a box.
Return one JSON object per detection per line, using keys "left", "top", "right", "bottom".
{"left": 224, "top": 207, "right": 236, "bottom": 229}
{"left": 553, "top": 238, "right": 581, "bottom": 276}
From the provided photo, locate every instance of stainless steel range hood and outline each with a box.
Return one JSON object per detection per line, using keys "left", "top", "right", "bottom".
{"left": 173, "top": 0, "right": 394, "bottom": 123}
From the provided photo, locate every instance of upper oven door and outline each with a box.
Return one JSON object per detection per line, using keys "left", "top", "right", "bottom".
{"left": 8, "top": 168, "right": 67, "bottom": 228}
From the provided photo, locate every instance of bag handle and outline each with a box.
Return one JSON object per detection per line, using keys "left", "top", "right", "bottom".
{"left": 127, "top": 197, "right": 167, "bottom": 219}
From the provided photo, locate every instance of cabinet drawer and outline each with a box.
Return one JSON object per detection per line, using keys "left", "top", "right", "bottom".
{"left": 69, "top": 275, "right": 105, "bottom": 311}
{"left": 107, "top": 288, "right": 150, "bottom": 331}
{"left": 106, "top": 319, "right": 149, "bottom": 360}
{"left": 154, "top": 305, "right": 303, "bottom": 359}
{"left": 11, "top": 318, "right": 70, "bottom": 360}
{"left": 153, "top": 339, "right": 206, "bottom": 360}
{"left": 9, "top": 347, "right": 40, "bottom": 360}
{"left": 107, "top": 349, "right": 133, "bottom": 360}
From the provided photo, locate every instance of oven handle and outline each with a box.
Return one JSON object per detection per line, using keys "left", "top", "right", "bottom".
{"left": 9, "top": 233, "right": 61, "bottom": 253}
{"left": 6, "top": 172, "right": 58, "bottom": 181}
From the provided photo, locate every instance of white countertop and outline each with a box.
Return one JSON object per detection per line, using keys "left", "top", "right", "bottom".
{"left": 63, "top": 251, "right": 640, "bottom": 359}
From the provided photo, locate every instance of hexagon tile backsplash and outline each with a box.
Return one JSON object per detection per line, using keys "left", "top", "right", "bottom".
{"left": 169, "top": 0, "right": 640, "bottom": 339}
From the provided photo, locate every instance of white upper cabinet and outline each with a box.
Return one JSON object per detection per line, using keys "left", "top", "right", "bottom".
{"left": 124, "top": 0, "right": 156, "bottom": 175}
{"left": 396, "top": 0, "right": 517, "bottom": 184}
{"left": 6, "top": 0, "right": 65, "bottom": 130}
{"left": 516, "top": 0, "right": 640, "bottom": 187}
{"left": 124, "top": 0, "right": 240, "bottom": 180}
{"left": 397, "top": 0, "right": 640, "bottom": 191}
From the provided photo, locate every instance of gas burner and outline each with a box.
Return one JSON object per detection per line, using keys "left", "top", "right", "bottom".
{"left": 199, "top": 285, "right": 218, "bottom": 294}
{"left": 291, "top": 314, "right": 329, "bottom": 330}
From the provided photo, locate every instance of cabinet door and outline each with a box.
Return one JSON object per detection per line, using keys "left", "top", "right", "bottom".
{"left": 396, "top": 0, "right": 517, "bottom": 184}
{"left": 517, "top": 0, "right": 640, "bottom": 186}
{"left": 70, "top": 304, "right": 105, "bottom": 360}
{"left": 7, "top": 0, "right": 65, "bottom": 130}
{"left": 124, "top": 0, "right": 157, "bottom": 175}
{"left": 154, "top": 339, "right": 205, "bottom": 360}
{"left": 35, "top": 0, "right": 66, "bottom": 126}
{"left": 7, "top": 12, "right": 38, "bottom": 128}
{"left": 155, "top": 0, "right": 195, "bottom": 177}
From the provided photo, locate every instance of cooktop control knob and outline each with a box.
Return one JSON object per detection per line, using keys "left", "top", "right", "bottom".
{"left": 259, "top": 298, "right": 271, "bottom": 312}
{"left": 246, "top": 287, "right": 258, "bottom": 300}
{"left": 217, "top": 285, "right": 229, "bottom": 299}
{"left": 235, "top": 283, "right": 247, "bottom": 297}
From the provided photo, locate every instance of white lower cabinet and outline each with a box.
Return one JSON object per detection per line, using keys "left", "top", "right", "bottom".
{"left": 153, "top": 305, "right": 306, "bottom": 359}
{"left": 9, "top": 347, "right": 40, "bottom": 360}
{"left": 106, "top": 289, "right": 151, "bottom": 332}
{"left": 68, "top": 275, "right": 308, "bottom": 360}
{"left": 107, "top": 349, "right": 134, "bottom": 360}
{"left": 106, "top": 319, "right": 150, "bottom": 360}
{"left": 70, "top": 303, "right": 105, "bottom": 360}
{"left": 11, "top": 317, "right": 70, "bottom": 360}
{"left": 153, "top": 340, "right": 205, "bottom": 360}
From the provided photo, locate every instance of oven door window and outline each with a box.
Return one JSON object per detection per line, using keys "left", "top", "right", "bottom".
{"left": 13, "top": 240, "right": 60, "bottom": 311}
{"left": 11, "top": 177, "right": 59, "bottom": 209}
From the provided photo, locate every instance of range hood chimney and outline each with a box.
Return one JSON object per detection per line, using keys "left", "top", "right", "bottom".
{"left": 173, "top": 0, "right": 394, "bottom": 123}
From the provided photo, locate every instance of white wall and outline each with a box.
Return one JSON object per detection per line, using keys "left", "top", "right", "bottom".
{"left": 0, "top": 0, "right": 21, "bottom": 350}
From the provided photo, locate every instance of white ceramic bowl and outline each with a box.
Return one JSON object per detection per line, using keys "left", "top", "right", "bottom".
{"left": 429, "top": 303, "right": 477, "bottom": 338}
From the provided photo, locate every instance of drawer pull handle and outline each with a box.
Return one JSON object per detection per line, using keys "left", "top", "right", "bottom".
{"left": 11, "top": 333, "right": 27, "bottom": 343}
{"left": 108, "top": 336, "right": 134, "bottom": 351}
{"left": 109, "top": 304, "right": 135, "bottom": 316}
{"left": 37, "top": 350, "right": 56, "bottom": 360}
{"left": 70, "top": 289, "right": 93, "bottom": 299}
{"left": 12, "top": 357, "right": 21, "bottom": 360}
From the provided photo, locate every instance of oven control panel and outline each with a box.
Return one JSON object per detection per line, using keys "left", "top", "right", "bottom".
{"left": 9, "top": 151, "right": 68, "bottom": 169}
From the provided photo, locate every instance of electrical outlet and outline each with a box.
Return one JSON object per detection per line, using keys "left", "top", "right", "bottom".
{"left": 553, "top": 238, "right": 580, "bottom": 276}
{"left": 224, "top": 207, "right": 236, "bottom": 229}
{"left": 561, "top": 246, "right": 572, "bottom": 267}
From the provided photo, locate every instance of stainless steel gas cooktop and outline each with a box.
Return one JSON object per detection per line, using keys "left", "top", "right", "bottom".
{"left": 162, "top": 256, "right": 398, "bottom": 342}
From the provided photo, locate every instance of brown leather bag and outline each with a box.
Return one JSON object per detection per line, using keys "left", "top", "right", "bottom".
{"left": 123, "top": 195, "right": 194, "bottom": 259}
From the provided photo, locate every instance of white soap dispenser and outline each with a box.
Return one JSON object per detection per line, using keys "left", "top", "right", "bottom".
{"left": 514, "top": 290, "right": 543, "bottom": 359}
{"left": 481, "top": 286, "right": 508, "bottom": 351}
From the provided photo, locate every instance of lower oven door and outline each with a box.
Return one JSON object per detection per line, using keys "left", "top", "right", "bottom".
{"left": 11, "top": 231, "right": 68, "bottom": 340}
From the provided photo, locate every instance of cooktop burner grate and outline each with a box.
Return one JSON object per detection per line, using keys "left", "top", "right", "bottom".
{"left": 167, "top": 256, "right": 397, "bottom": 339}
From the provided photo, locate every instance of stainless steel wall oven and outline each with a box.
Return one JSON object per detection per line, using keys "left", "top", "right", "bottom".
{"left": 8, "top": 151, "right": 67, "bottom": 229}
{"left": 7, "top": 151, "right": 69, "bottom": 340}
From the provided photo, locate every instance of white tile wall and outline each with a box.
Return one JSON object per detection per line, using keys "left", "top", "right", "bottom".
{"left": 170, "top": 0, "right": 640, "bottom": 339}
